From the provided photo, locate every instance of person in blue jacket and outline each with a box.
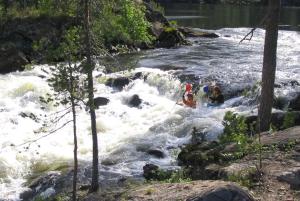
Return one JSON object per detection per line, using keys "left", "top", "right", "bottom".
{"left": 208, "top": 86, "right": 224, "bottom": 106}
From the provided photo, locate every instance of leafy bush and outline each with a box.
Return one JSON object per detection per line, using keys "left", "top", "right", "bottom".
{"left": 282, "top": 112, "right": 296, "bottom": 129}
{"left": 93, "top": 0, "right": 154, "bottom": 46}
{"left": 219, "top": 111, "right": 248, "bottom": 147}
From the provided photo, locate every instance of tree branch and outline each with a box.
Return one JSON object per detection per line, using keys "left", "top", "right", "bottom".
{"left": 239, "top": 13, "right": 269, "bottom": 44}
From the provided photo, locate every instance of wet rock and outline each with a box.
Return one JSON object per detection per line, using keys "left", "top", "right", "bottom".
{"left": 245, "top": 112, "right": 300, "bottom": 131}
{"left": 128, "top": 94, "right": 142, "bottom": 107}
{"left": 143, "top": 164, "right": 159, "bottom": 180}
{"left": 277, "top": 168, "right": 300, "bottom": 189}
{"left": 289, "top": 93, "right": 300, "bottom": 111}
{"left": 20, "top": 189, "right": 34, "bottom": 200}
{"left": 177, "top": 141, "right": 222, "bottom": 166}
{"left": 274, "top": 92, "right": 300, "bottom": 111}
{"left": 131, "top": 72, "right": 143, "bottom": 80}
{"left": 147, "top": 149, "right": 165, "bottom": 158}
{"left": 156, "top": 29, "right": 188, "bottom": 48}
{"left": 94, "top": 97, "right": 110, "bottom": 108}
{"left": 143, "top": 164, "right": 172, "bottom": 181}
{"left": 22, "top": 171, "right": 61, "bottom": 200}
{"left": 178, "top": 27, "right": 219, "bottom": 38}
{"left": 105, "top": 77, "right": 130, "bottom": 90}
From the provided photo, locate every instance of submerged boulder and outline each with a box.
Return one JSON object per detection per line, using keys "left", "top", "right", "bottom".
{"left": 147, "top": 149, "right": 165, "bottom": 158}
{"left": 128, "top": 94, "right": 142, "bottom": 108}
{"left": 105, "top": 77, "right": 130, "bottom": 90}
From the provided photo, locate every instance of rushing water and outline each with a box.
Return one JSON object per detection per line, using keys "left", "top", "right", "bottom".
{"left": 1, "top": 5, "right": 300, "bottom": 201}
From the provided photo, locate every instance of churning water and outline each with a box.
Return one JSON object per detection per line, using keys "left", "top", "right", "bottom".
{"left": 0, "top": 28, "right": 299, "bottom": 200}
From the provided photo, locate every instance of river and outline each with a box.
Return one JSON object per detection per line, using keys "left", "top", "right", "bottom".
{"left": 0, "top": 4, "right": 299, "bottom": 200}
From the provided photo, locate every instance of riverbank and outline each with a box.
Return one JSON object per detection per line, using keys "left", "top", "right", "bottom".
{"left": 25, "top": 126, "right": 300, "bottom": 200}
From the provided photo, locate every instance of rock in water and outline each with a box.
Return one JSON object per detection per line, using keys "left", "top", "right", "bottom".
{"left": 105, "top": 77, "right": 130, "bottom": 90}
{"left": 143, "top": 164, "right": 159, "bottom": 180}
{"left": 147, "top": 149, "right": 165, "bottom": 158}
{"left": 128, "top": 94, "right": 142, "bottom": 107}
{"left": 94, "top": 97, "right": 110, "bottom": 108}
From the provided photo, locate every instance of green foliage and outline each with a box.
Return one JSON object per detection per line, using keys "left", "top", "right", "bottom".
{"left": 93, "top": 0, "right": 154, "bottom": 46}
{"left": 282, "top": 112, "right": 296, "bottom": 129}
{"left": 166, "top": 169, "right": 191, "bottom": 183}
{"left": 0, "top": 0, "right": 77, "bottom": 19}
{"left": 219, "top": 111, "right": 248, "bottom": 147}
{"left": 46, "top": 27, "right": 87, "bottom": 106}
{"left": 227, "top": 167, "right": 257, "bottom": 188}
{"left": 148, "top": 169, "right": 191, "bottom": 183}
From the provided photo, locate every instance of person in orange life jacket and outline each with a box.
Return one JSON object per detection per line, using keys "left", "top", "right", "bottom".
{"left": 177, "top": 83, "right": 197, "bottom": 108}
{"left": 183, "top": 92, "right": 196, "bottom": 108}
{"left": 208, "top": 86, "right": 224, "bottom": 106}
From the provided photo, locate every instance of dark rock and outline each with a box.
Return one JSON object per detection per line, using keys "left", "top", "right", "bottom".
{"left": 131, "top": 72, "right": 143, "bottom": 80}
{"left": 277, "top": 168, "right": 300, "bottom": 189}
{"left": 0, "top": 43, "right": 28, "bottom": 73}
{"left": 0, "top": 16, "right": 76, "bottom": 73}
{"left": 191, "top": 127, "right": 207, "bottom": 145}
{"left": 178, "top": 27, "right": 219, "bottom": 38}
{"left": 289, "top": 93, "right": 300, "bottom": 111}
{"left": 274, "top": 92, "right": 300, "bottom": 111}
{"left": 128, "top": 94, "right": 142, "bottom": 107}
{"left": 187, "top": 184, "right": 255, "bottom": 201}
{"left": 156, "top": 29, "right": 188, "bottom": 48}
{"left": 144, "top": 1, "right": 169, "bottom": 25}
{"left": 105, "top": 77, "right": 130, "bottom": 90}
{"left": 23, "top": 171, "right": 61, "bottom": 200}
{"left": 143, "top": 164, "right": 159, "bottom": 180}
{"left": 20, "top": 189, "right": 34, "bottom": 200}
{"left": 147, "top": 149, "right": 165, "bottom": 158}
{"left": 94, "top": 97, "right": 110, "bottom": 108}
{"left": 245, "top": 112, "right": 300, "bottom": 131}
{"left": 143, "top": 164, "right": 172, "bottom": 181}
{"left": 177, "top": 141, "right": 221, "bottom": 166}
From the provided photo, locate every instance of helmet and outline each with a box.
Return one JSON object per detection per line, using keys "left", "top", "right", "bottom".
{"left": 185, "top": 83, "right": 192, "bottom": 92}
{"left": 203, "top": 85, "right": 209, "bottom": 93}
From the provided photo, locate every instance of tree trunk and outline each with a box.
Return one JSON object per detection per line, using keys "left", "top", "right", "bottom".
{"left": 83, "top": 0, "right": 99, "bottom": 192}
{"left": 258, "top": 0, "right": 280, "bottom": 132}
{"left": 69, "top": 65, "right": 78, "bottom": 201}
{"left": 71, "top": 97, "right": 78, "bottom": 201}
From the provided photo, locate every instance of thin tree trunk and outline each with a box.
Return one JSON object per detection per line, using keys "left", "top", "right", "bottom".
{"left": 258, "top": 0, "right": 280, "bottom": 132}
{"left": 83, "top": 0, "right": 99, "bottom": 192}
{"left": 68, "top": 62, "right": 78, "bottom": 201}
{"left": 71, "top": 98, "right": 78, "bottom": 201}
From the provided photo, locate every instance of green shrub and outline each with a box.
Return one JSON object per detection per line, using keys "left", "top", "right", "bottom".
{"left": 93, "top": 0, "right": 154, "bottom": 47}
{"left": 219, "top": 111, "right": 248, "bottom": 147}
{"left": 282, "top": 112, "right": 296, "bottom": 129}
